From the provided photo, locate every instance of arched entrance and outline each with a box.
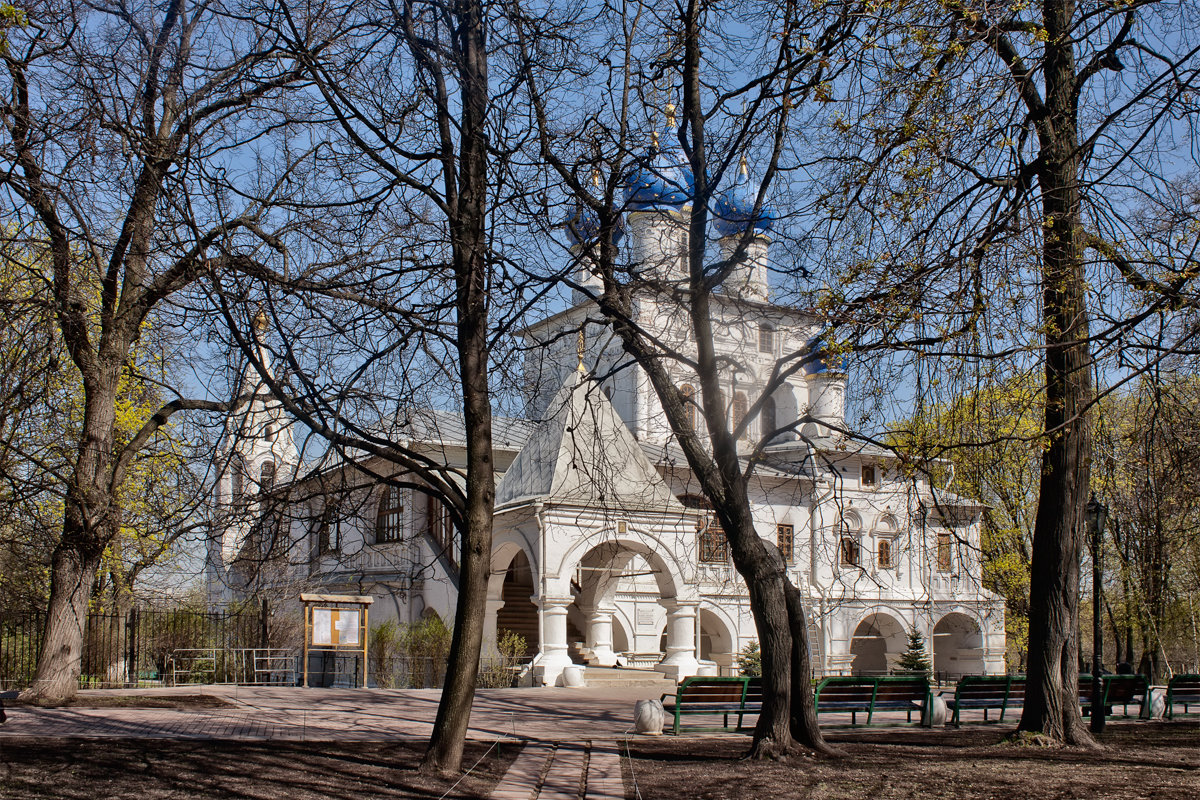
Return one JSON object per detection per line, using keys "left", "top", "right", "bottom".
{"left": 545, "top": 533, "right": 698, "bottom": 682}
{"left": 699, "top": 608, "right": 736, "bottom": 673}
{"left": 933, "top": 612, "right": 984, "bottom": 678}
{"left": 850, "top": 612, "right": 907, "bottom": 675}
{"left": 495, "top": 550, "right": 539, "bottom": 658}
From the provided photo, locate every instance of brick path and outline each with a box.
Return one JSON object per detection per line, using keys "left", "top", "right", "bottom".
{"left": 0, "top": 685, "right": 656, "bottom": 742}
{"left": 0, "top": 686, "right": 649, "bottom": 799}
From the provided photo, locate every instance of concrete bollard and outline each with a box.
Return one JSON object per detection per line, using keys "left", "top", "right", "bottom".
{"left": 634, "top": 698, "right": 666, "bottom": 735}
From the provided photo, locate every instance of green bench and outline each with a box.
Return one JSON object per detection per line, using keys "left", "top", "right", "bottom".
{"left": 947, "top": 675, "right": 1025, "bottom": 726}
{"left": 1079, "top": 674, "right": 1149, "bottom": 719}
{"left": 661, "top": 676, "right": 758, "bottom": 734}
{"left": 814, "top": 675, "right": 931, "bottom": 727}
{"left": 1165, "top": 674, "right": 1200, "bottom": 719}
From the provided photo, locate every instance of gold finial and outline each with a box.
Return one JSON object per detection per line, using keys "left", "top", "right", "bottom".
{"left": 576, "top": 327, "right": 586, "bottom": 372}
{"left": 739, "top": 153, "right": 749, "bottom": 180}
{"left": 252, "top": 307, "right": 269, "bottom": 332}
{"left": 591, "top": 167, "right": 601, "bottom": 189}
{"left": 651, "top": 129, "right": 660, "bottom": 149}
{"left": 665, "top": 103, "right": 677, "bottom": 128}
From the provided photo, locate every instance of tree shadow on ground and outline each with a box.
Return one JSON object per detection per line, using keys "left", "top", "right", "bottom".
{"left": 0, "top": 737, "right": 519, "bottom": 800}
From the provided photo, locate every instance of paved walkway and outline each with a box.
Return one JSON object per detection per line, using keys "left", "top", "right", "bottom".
{"left": 0, "top": 685, "right": 647, "bottom": 799}
{"left": 0, "top": 685, "right": 659, "bottom": 741}
{"left": 489, "top": 741, "right": 625, "bottom": 800}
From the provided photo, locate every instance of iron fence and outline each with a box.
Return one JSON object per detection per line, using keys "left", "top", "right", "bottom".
{"left": 0, "top": 601, "right": 293, "bottom": 691}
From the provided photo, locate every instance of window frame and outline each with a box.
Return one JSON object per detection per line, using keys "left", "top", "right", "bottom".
{"left": 776, "top": 523, "right": 794, "bottom": 564}
{"left": 839, "top": 536, "right": 861, "bottom": 567}
{"left": 936, "top": 531, "right": 953, "bottom": 572}
{"left": 758, "top": 323, "right": 775, "bottom": 355}
{"left": 877, "top": 538, "right": 894, "bottom": 569}
{"left": 861, "top": 464, "right": 877, "bottom": 487}
{"left": 375, "top": 484, "right": 405, "bottom": 544}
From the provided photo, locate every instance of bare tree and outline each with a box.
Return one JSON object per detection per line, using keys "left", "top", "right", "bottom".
{"left": 1, "top": 0, "right": 308, "bottom": 702}
{"left": 511, "top": 0, "right": 862, "bottom": 758}
{"left": 819, "top": 0, "right": 1200, "bottom": 744}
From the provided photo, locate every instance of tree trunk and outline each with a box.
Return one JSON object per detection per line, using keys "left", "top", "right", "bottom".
{"left": 420, "top": 0, "right": 492, "bottom": 775}
{"left": 1017, "top": 0, "right": 1095, "bottom": 747}
{"left": 22, "top": 545, "right": 104, "bottom": 702}
{"left": 785, "top": 583, "right": 842, "bottom": 756}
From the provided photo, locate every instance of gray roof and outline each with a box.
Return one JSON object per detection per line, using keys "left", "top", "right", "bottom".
{"left": 495, "top": 370, "right": 682, "bottom": 511}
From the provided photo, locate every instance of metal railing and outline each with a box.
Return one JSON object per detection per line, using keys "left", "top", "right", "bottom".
{"left": 166, "top": 648, "right": 297, "bottom": 686}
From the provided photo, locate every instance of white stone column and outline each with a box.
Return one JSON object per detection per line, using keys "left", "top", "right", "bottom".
{"left": 582, "top": 603, "right": 618, "bottom": 667}
{"left": 656, "top": 599, "right": 700, "bottom": 681}
{"left": 482, "top": 597, "right": 505, "bottom": 658}
{"left": 534, "top": 595, "right": 575, "bottom": 686}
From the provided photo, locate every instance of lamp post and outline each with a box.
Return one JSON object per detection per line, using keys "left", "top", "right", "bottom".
{"left": 1087, "top": 493, "right": 1109, "bottom": 734}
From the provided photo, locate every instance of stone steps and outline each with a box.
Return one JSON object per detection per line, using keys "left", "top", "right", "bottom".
{"left": 580, "top": 667, "right": 677, "bottom": 688}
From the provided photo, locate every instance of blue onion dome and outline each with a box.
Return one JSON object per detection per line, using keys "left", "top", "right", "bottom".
{"left": 804, "top": 334, "right": 848, "bottom": 375}
{"left": 622, "top": 117, "right": 696, "bottom": 211}
{"left": 563, "top": 170, "right": 626, "bottom": 247}
{"left": 713, "top": 155, "right": 778, "bottom": 238}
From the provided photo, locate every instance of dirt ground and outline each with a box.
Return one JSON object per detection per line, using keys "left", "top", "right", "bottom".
{"left": 1, "top": 723, "right": 1197, "bottom": 799}
{"left": 6, "top": 695, "right": 234, "bottom": 710}
{"left": 625, "top": 722, "right": 1200, "bottom": 800}
{"left": 0, "top": 738, "right": 518, "bottom": 800}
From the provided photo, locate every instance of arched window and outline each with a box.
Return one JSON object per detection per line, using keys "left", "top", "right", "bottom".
{"left": 758, "top": 323, "right": 775, "bottom": 354}
{"left": 733, "top": 391, "right": 748, "bottom": 436}
{"left": 762, "top": 396, "right": 777, "bottom": 441}
{"left": 428, "top": 493, "right": 458, "bottom": 568}
{"left": 936, "top": 532, "right": 953, "bottom": 572}
{"left": 375, "top": 485, "right": 404, "bottom": 544}
{"left": 679, "top": 494, "right": 727, "bottom": 563}
{"left": 840, "top": 537, "right": 860, "bottom": 567}
{"left": 680, "top": 383, "right": 697, "bottom": 430}
{"left": 259, "top": 460, "right": 275, "bottom": 493}
{"left": 878, "top": 539, "right": 893, "bottom": 569}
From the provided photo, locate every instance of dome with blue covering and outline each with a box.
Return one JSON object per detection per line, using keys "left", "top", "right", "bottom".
{"left": 804, "top": 334, "right": 848, "bottom": 375}
{"left": 563, "top": 201, "right": 626, "bottom": 248}
{"left": 623, "top": 128, "right": 695, "bottom": 212}
{"left": 713, "top": 156, "right": 777, "bottom": 237}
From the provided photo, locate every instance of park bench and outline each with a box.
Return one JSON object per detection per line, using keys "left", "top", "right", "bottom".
{"left": 661, "top": 676, "right": 754, "bottom": 734}
{"left": 1165, "top": 674, "right": 1200, "bottom": 719}
{"left": 1078, "top": 674, "right": 1150, "bottom": 719}
{"left": 814, "top": 675, "right": 931, "bottom": 727}
{"left": 946, "top": 675, "right": 1025, "bottom": 726}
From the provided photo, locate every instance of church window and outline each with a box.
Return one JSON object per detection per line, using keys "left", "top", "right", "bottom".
{"left": 759, "top": 324, "right": 775, "bottom": 354}
{"left": 265, "top": 424, "right": 275, "bottom": 441}
{"left": 428, "top": 493, "right": 458, "bottom": 568}
{"left": 840, "top": 536, "right": 860, "bottom": 567}
{"left": 733, "top": 391, "right": 748, "bottom": 436}
{"left": 259, "top": 461, "right": 275, "bottom": 493}
{"left": 699, "top": 519, "right": 728, "bottom": 563}
{"left": 777, "top": 524, "right": 794, "bottom": 564}
{"left": 680, "top": 383, "right": 697, "bottom": 430}
{"left": 862, "top": 464, "right": 877, "bottom": 487}
{"left": 878, "top": 539, "right": 893, "bottom": 569}
{"left": 375, "top": 484, "right": 404, "bottom": 544}
{"left": 317, "top": 504, "right": 340, "bottom": 555}
{"left": 762, "top": 396, "right": 777, "bottom": 440}
{"left": 936, "top": 532, "right": 953, "bottom": 572}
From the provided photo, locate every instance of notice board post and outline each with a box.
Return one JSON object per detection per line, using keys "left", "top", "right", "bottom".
{"left": 300, "top": 593, "right": 373, "bottom": 688}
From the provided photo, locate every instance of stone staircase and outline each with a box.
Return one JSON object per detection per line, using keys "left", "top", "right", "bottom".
{"left": 580, "top": 666, "right": 678, "bottom": 688}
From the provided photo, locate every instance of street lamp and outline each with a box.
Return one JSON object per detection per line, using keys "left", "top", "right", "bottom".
{"left": 1086, "top": 493, "right": 1109, "bottom": 734}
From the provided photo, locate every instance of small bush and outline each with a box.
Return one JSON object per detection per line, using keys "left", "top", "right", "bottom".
{"left": 477, "top": 629, "right": 527, "bottom": 688}
{"left": 736, "top": 641, "right": 761, "bottom": 677}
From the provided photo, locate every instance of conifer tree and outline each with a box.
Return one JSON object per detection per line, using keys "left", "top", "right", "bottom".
{"left": 897, "top": 629, "right": 931, "bottom": 674}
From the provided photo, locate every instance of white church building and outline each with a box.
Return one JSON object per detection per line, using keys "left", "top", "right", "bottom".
{"left": 206, "top": 137, "right": 1007, "bottom": 687}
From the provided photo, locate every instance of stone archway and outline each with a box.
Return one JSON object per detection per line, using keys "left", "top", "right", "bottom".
{"left": 699, "top": 607, "right": 737, "bottom": 673}
{"left": 933, "top": 612, "right": 985, "bottom": 679}
{"left": 850, "top": 612, "right": 907, "bottom": 675}
{"left": 486, "top": 542, "right": 539, "bottom": 660}
{"left": 543, "top": 530, "right": 698, "bottom": 682}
